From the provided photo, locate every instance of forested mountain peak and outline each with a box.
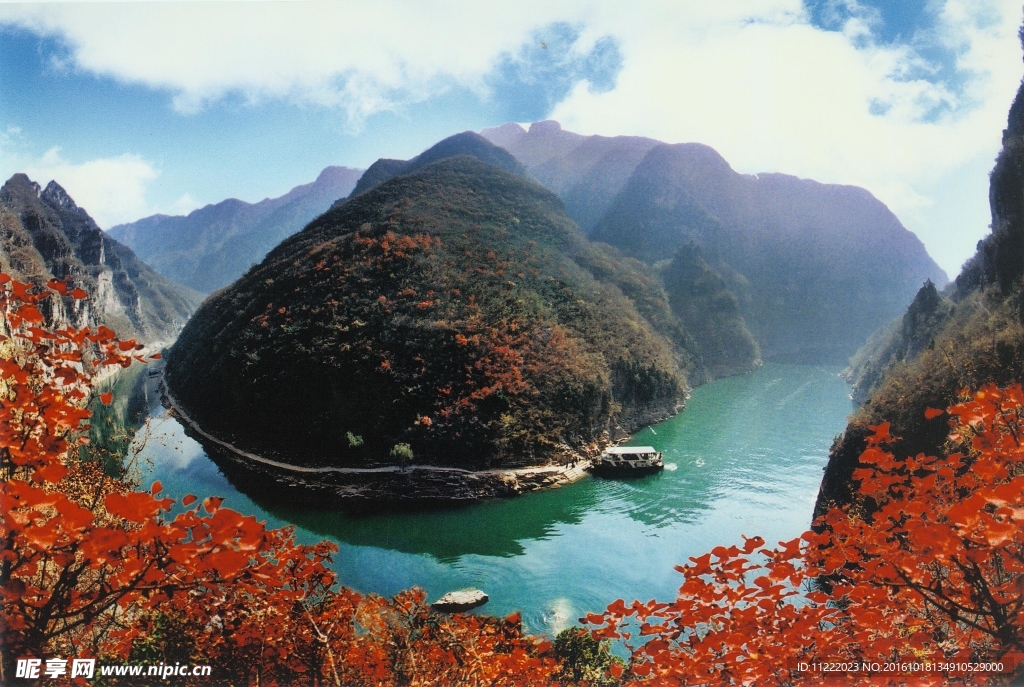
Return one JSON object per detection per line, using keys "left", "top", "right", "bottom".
{"left": 348, "top": 131, "right": 525, "bottom": 198}
{"left": 167, "top": 154, "right": 696, "bottom": 470}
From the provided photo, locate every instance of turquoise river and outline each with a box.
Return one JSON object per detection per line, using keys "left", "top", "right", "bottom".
{"left": 123, "top": 363, "right": 854, "bottom": 636}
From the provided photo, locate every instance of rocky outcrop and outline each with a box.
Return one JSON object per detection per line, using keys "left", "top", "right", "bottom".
{"left": 431, "top": 590, "right": 489, "bottom": 612}
{"left": 205, "top": 449, "right": 593, "bottom": 511}
{"left": 167, "top": 375, "right": 595, "bottom": 509}
{"left": 0, "top": 174, "right": 202, "bottom": 343}
{"left": 960, "top": 67, "right": 1024, "bottom": 294}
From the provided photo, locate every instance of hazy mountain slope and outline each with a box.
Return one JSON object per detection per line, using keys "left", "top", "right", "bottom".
{"left": 348, "top": 132, "right": 526, "bottom": 198}
{"left": 480, "top": 120, "right": 586, "bottom": 168}
{"left": 590, "top": 146, "right": 734, "bottom": 263}
{"left": 566, "top": 242, "right": 696, "bottom": 358}
{"left": 167, "top": 156, "right": 690, "bottom": 470}
{"left": 482, "top": 121, "right": 660, "bottom": 232}
{"left": 661, "top": 243, "right": 761, "bottom": 380}
{"left": 589, "top": 143, "right": 948, "bottom": 363}
{"left": 484, "top": 122, "right": 946, "bottom": 363}
{"left": 0, "top": 173, "right": 201, "bottom": 343}
{"left": 815, "top": 46, "right": 1024, "bottom": 517}
{"left": 842, "top": 279, "right": 954, "bottom": 404}
{"left": 532, "top": 137, "right": 661, "bottom": 233}
{"left": 109, "top": 166, "right": 362, "bottom": 292}
{"left": 108, "top": 199, "right": 277, "bottom": 281}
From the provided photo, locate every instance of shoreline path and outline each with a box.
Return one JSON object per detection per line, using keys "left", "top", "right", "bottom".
{"left": 159, "top": 375, "right": 592, "bottom": 487}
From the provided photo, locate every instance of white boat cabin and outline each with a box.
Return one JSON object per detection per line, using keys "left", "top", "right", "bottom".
{"left": 602, "top": 446, "right": 659, "bottom": 461}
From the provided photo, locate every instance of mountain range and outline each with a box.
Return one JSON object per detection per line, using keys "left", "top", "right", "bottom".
{"left": 106, "top": 122, "right": 944, "bottom": 367}
{"left": 483, "top": 121, "right": 948, "bottom": 363}
{"left": 166, "top": 118, "right": 955, "bottom": 476}
{"left": 108, "top": 166, "right": 362, "bottom": 293}
{"left": 12, "top": 107, "right": 946, "bottom": 477}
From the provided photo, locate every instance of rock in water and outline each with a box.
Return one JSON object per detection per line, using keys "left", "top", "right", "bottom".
{"left": 431, "top": 589, "right": 489, "bottom": 612}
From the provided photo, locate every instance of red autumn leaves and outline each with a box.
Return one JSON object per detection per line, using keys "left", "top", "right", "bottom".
{"left": 0, "top": 274, "right": 558, "bottom": 685}
{"left": 4, "top": 271, "right": 1024, "bottom": 685}
{"left": 589, "top": 386, "right": 1024, "bottom": 685}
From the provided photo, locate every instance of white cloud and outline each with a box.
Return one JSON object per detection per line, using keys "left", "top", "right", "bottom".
{"left": 0, "top": 1, "right": 580, "bottom": 122}
{"left": 18, "top": 147, "right": 159, "bottom": 229}
{"left": 547, "top": 0, "right": 1023, "bottom": 276}
{"left": 1, "top": 0, "right": 1021, "bottom": 273}
{"left": 166, "top": 193, "right": 201, "bottom": 217}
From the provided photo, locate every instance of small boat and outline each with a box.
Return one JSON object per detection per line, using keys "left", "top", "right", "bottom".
{"left": 589, "top": 446, "right": 664, "bottom": 478}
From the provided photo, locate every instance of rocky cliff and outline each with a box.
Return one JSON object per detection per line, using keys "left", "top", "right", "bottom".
{"left": 0, "top": 174, "right": 201, "bottom": 343}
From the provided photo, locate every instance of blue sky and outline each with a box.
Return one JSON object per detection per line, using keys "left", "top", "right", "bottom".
{"left": 1, "top": 1, "right": 1022, "bottom": 277}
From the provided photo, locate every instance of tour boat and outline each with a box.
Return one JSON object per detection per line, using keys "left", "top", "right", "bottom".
{"left": 589, "top": 446, "right": 664, "bottom": 477}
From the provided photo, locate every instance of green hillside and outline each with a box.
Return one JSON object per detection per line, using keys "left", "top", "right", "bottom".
{"left": 167, "top": 156, "right": 690, "bottom": 469}
{"left": 661, "top": 243, "right": 760, "bottom": 381}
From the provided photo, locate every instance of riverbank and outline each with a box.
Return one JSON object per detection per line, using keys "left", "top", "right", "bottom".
{"left": 136, "top": 363, "right": 851, "bottom": 633}
{"left": 160, "top": 377, "right": 596, "bottom": 509}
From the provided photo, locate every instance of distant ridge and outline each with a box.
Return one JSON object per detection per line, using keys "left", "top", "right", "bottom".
{"left": 109, "top": 166, "right": 362, "bottom": 293}
{"left": 482, "top": 121, "right": 659, "bottom": 232}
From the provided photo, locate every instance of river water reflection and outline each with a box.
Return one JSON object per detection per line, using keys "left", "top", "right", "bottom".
{"left": 129, "top": 363, "right": 854, "bottom": 635}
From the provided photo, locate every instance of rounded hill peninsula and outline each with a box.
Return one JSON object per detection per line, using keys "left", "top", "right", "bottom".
{"left": 166, "top": 152, "right": 689, "bottom": 474}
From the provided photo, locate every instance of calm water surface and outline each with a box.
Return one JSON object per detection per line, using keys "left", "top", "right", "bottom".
{"left": 129, "top": 363, "right": 854, "bottom": 635}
